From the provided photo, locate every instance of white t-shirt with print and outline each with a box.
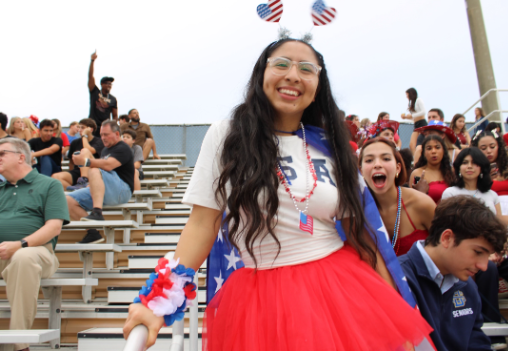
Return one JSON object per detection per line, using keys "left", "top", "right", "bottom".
{"left": 182, "top": 120, "right": 345, "bottom": 269}
{"left": 441, "top": 186, "right": 500, "bottom": 214}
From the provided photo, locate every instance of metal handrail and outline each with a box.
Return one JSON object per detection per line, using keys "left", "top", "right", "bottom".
{"left": 123, "top": 325, "right": 148, "bottom": 351}
{"left": 466, "top": 110, "right": 508, "bottom": 133}
{"left": 170, "top": 320, "right": 185, "bottom": 351}
{"left": 462, "top": 88, "right": 508, "bottom": 116}
{"left": 122, "top": 321, "right": 185, "bottom": 351}
{"left": 189, "top": 273, "right": 199, "bottom": 351}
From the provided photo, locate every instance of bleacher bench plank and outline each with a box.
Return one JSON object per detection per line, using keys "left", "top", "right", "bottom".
{"left": 0, "top": 329, "right": 60, "bottom": 344}
{"left": 482, "top": 322, "right": 508, "bottom": 336}
{"left": 0, "top": 278, "right": 98, "bottom": 287}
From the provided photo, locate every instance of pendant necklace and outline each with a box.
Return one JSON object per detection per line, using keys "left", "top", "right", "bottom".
{"left": 276, "top": 123, "right": 318, "bottom": 234}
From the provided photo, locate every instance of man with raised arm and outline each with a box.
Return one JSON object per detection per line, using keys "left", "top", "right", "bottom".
{"left": 88, "top": 51, "right": 118, "bottom": 137}
{"left": 0, "top": 138, "right": 69, "bottom": 351}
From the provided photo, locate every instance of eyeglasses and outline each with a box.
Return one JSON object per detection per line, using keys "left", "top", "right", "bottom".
{"left": 0, "top": 150, "right": 21, "bottom": 158}
{"left": 266, "top": 57, "right": 321, "bottom": 80}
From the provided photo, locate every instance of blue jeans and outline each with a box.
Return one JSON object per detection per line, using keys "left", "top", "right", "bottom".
{"left": 67, "top": 169, "right": 132, "bottom": 211}
{"left": 34, "top": 155, "right": 61, "bottom": 177}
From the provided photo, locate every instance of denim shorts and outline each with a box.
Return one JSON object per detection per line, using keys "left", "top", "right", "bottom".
{"left": 68, "top": 169, "right": 132, "bottom": 211}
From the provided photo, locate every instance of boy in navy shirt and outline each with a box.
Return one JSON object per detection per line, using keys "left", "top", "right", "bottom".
{"left": 399, "top": 196, "right": 507, "bottom": 351}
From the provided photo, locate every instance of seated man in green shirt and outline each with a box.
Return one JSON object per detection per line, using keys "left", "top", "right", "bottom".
{"left": 0, "top": 138, "right": 70, "bottom": 351}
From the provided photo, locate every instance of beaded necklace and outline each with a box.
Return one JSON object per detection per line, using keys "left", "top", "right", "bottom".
{"left": 392, "top": 186, "right": 402, "bottom": 254}
{"left": 276, "top": 123, "right": 318, "bottom": 234}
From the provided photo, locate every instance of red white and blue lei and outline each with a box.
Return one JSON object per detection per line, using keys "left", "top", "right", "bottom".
{"left": 134, "top": 258, "right": 197, "bottom": 326}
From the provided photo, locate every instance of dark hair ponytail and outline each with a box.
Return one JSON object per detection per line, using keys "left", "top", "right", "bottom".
{"left": 406, "top": 88, "right": 418, "bottom": 112}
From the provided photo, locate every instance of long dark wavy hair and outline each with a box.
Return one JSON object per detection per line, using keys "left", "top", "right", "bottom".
{"left": 414, "top": 135, "right": 455, "bottom": 185}
{"left": 452, "top": 148, "right": 492, "bottom": 192}
{"left": 406, "top": 88, "right": 418, "bottom": 112}
{"left": 216, "top": 39, "right": 377, "bottom": 267}
{"left": 472, "top": 130, "right": 508, "bottom": 179}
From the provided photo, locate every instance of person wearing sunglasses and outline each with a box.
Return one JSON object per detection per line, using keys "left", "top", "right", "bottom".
{"left": 0, "top": 138, "right": 69, "bottom": 351}
{"left": 123, "top": 39, "right": 432, "bottom": 350}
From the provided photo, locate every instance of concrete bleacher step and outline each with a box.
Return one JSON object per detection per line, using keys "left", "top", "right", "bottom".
{"left": 0, "top": 329, "right": 60, "bottom": 344}
{"left": 165, "top": 204, "right": 191, "bottom": 210}
{"left": 78, "top": 327, "right": 201, "bottom": 351}
{"left": 143, "top": 171, "right": 176, "bottom": 179}
{"left": 144, "top": 159, "right": 182, "bottom": 165}
{"left": 145, "top": 232, "right": 182, "bottom": 244}
{"left": 142, "top": 165, "right": 179, "bottom": 171}
{"left": 128, "top": 252, "right": 174, "bottom": 269}
{"left": 140, "top": 179, "right": 170, "bottom": 188}
{"left": 157, "top": 154, "right": 187, "bottom": 160}
{"left": 107, "top": 287, "right": 207, "bottom": 305}
{"left": 166, "top": 198, "right": 185, "bottom": 204}
{"left": 155, "top": 217, "right": 189, "bottom": 225}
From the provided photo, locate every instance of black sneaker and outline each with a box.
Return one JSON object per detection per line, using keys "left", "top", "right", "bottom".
{"left": 80, "top": 212, "right": 105, "bottom": 221}
{"left": 66, "top": 177, "right": 89, "bottom": 191}
{"left": 77, "top": 229, "right": 104, "bottom": 244}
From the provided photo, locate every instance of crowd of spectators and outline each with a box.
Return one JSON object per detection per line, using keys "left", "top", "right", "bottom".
{"left": 2, "top": 54, "right": 508, "bottom": 350}
{"left": 0, "top": 51, "right": 163, "bottom": 350}
{"left": 347, "top": 87, "right": 508, "bottom": 349}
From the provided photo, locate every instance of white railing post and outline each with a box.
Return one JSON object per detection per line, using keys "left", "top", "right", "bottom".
{"left": 170, "top": 320, "right": 184, "bottom": 351}
{"left": 497, "top": 89, "right": 506, "bottom": 134}
{"left": 123, "top": 325, "right": 148, "bottom": 351}
{"left": 189, "top": 272, "right": 199, "bottom": 351}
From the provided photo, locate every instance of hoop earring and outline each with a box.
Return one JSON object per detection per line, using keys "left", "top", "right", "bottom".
{"left": 480, "top": 173, "right": 483, "bottom": 179}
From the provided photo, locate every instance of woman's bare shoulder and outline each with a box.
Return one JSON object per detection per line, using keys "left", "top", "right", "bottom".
{"left": 411, "top": 167, "right": 424, "bottom": 177}
{"left": 401, "top": 187, "right": 435, "bottom": 210}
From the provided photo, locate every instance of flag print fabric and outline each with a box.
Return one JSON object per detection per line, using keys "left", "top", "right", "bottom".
{"left": 311, "top": 0, "right": 337, "bottom": 26}
{"left": 256, "top": 0, "right": 284, "bottom": 23}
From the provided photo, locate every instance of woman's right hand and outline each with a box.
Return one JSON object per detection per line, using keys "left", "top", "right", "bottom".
{"left": 412, "top": 170, "right": 429, "bottom": 194}
{"left": 123, "top": 303, "right": 165, "bottom": 350}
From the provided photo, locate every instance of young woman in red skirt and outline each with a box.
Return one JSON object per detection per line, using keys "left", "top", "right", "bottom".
{"left": 123, "top": 39, "right": 434, "bottom": 351}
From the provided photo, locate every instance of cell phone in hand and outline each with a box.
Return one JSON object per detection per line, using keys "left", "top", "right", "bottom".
{"left": 491, "top": 163, "right": 498, "bottom": 174}
{"left": 414, "top": 176, "right": 421, "bottom": 184}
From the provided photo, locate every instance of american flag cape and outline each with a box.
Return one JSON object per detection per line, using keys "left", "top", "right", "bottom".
{"left": 206, "top": 125, "right": 416, "bottom": 309}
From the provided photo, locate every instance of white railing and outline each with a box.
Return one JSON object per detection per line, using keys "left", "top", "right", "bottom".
{"left": 464, "top": 88, "right": 508, "bottom": 134}
{"left": 123, "top": 325, "right": 148, "bottom": 351}
{"left": 123, "top": 272, "right": 200, "bottom": 351}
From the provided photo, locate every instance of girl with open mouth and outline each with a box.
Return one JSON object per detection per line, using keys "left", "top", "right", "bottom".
{"left": 360, "top": 138, "right": 435, "bottom": 256}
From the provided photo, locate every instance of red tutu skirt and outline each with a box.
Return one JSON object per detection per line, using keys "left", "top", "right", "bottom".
{"left": 203, "top": 244, "right": 433, "bottom": 351}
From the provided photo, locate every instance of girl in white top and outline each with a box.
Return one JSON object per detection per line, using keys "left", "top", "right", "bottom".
{"left": 123, "top": 39, "right": 432, "bottom": 351}
{"left": 401, "top": 88, "right": 426, "bottom": 129}
{"left": 442, "top": 147, "right": 507, "bottom": 225}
